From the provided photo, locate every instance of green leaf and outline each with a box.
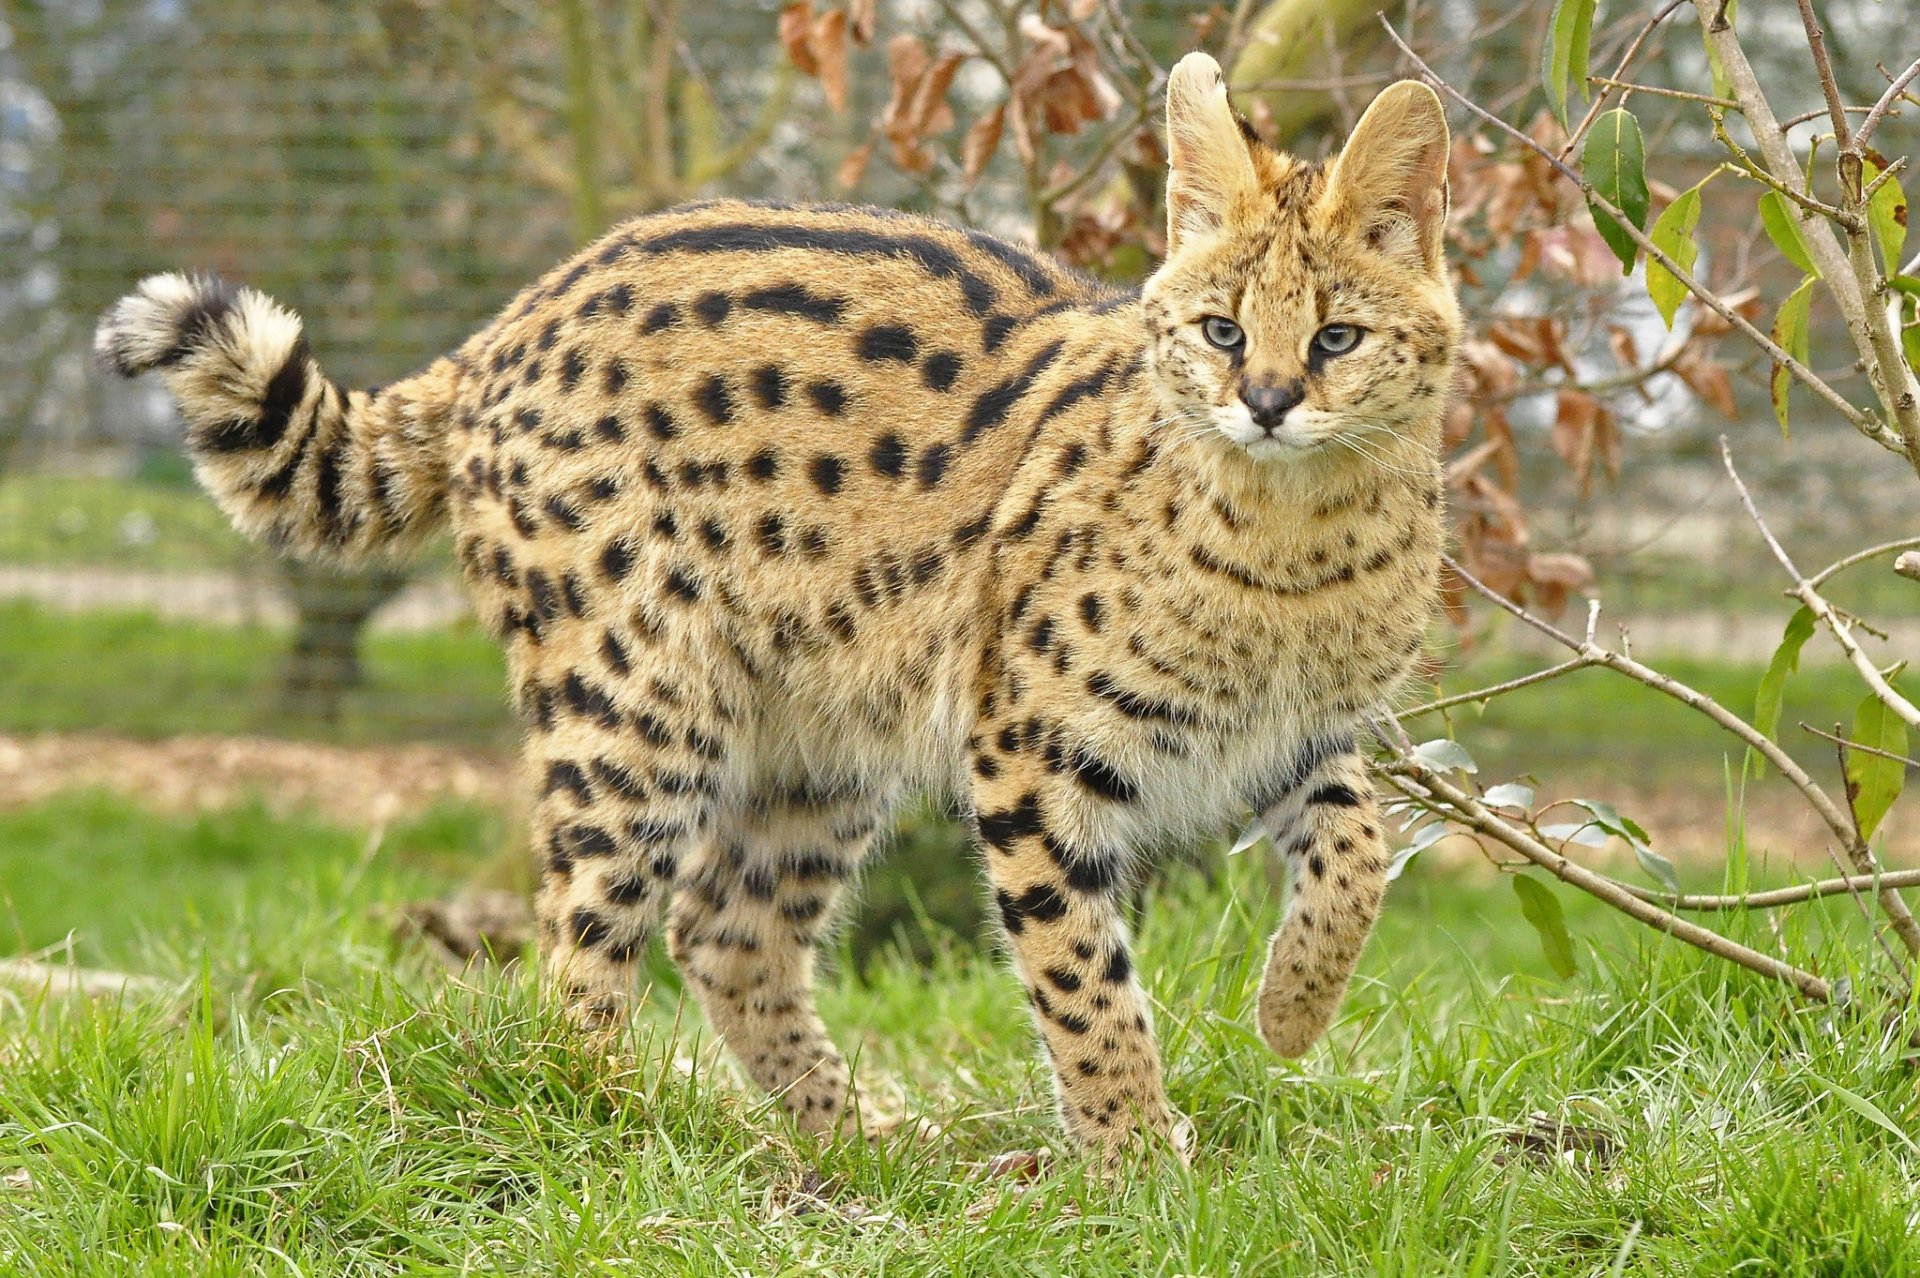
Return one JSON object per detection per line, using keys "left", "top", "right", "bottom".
{"left": 1750, "top": 605, "right": 1817, "bottom": 776}
{"left": 1647, "top": 180, "right": 1706, "bottom": 327}
{"left": 1413, "top": 738, "right": 1478, "bottom": 774}
{"left": 1633, "top": 843, "right": 1683, "bottom": 895}
{"left": 1388, "top": 823, "right": 1451, "bottom": 882}
{"left": 1865, "top": 160, "right": 1909, "bottom": 275}
{"left": 1769, "top": 276, "right": 1816, "bottom": 436}
{"left": 1512, "top": 875, "right": 1578, "bottom": 979}
{"left": 1759, "top": 191, "right": 1821, "bottom": 277}
{"left": 1542, "top": 0, "right": 1597, "bottom": 126}
{"left": 1805, "top": 1070, "right": 1920, "bottom": 1156}
{"left": 1847, "top": 688, "right": 1909, "bottom": 841}
{"left": 1572, "top": 798, "right": 1678, "bottom": 893}
{"left": 1584, "top": 108, "right": 1650, "bottom": 273}
{"left": 1483, "top": 783, "right": 1536, "bottom": 811}
{"left": 1904, "top": 315, "right": 1920, "bottom": 377}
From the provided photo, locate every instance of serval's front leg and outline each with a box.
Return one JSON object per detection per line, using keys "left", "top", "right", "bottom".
{"left": 1253, "top": 742, "right": 1390, "bottom": 1056}
{"left": 968, "top": 740, "right": 1181, "bottom": 1161}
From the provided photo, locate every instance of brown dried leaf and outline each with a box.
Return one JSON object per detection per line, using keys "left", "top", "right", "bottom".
{"left": 963, "top": 103, "right": 1006, "bottom": 188}
{"left": 836, "top": 140, "right": 874, "bottom": 190}
{"left": 1551, "top": 388, "right": 1600, "bottom": 487}
{"left": 1526, "top": 552, "right": 1595, "bottom": 616}
{"left": 1594, "top": 404, "right": 1622, "bottom": 480}
{"left": 907, "top": 52, "right": 966, "bottom": 138}
{"left": 1672, "top": 346, "right": 1737, "bottom": 418}
{"left": 847, "top": 0, "right": 878, "bottom": 45}
{"left": 810, "top": 9, "right": 850, "bottom": 112}
{"left": 779, "top": 2, "right": 819, "bottom": 76}
{"left": 1607, "top": 325, "right": 1639, "bottom": 373}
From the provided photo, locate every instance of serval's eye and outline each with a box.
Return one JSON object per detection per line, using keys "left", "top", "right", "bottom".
{"left": 1200, "top": 316, "right": 1244, "bottom": 350}
{"left": 1313, "top": 323, "right": 1363, "bottom": 356}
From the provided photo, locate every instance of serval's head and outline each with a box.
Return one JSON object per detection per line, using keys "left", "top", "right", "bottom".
{"left": 1142, "top": 53, "right": 1461, "bottom": 472}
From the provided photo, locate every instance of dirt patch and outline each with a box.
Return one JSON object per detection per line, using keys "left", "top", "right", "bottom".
{"left": 0, "top": 730, "right": 1906, "bottom": 868}
{"left": 0, "top": 731, "right": 514, "bottom": 828}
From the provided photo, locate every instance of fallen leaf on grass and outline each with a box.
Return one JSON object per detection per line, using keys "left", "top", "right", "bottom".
{"left": 769, "top": 1168, "right": 906, "bottom": 1230}
{"left": 1492, "top": 1111, "right": 1620, "bottom": 1167}
{"left": 393, "top": 890, "right": 534, "bottom": 965}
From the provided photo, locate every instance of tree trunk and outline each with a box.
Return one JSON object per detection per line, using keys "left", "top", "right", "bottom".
{"left": 278, "top": 562, "right": 410, "bottom": 723}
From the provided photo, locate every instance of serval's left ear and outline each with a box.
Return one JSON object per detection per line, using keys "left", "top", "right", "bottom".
{"left": 1321, "top": 80, "right": 1451, "bottom": 273}
{"left": 1163, "top": 52, "right": 1260, "bottom": 256}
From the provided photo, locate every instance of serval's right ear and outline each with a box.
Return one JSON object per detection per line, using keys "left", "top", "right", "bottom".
{"left": 1164, "top": 52, "right": 1259, "bottom": 256}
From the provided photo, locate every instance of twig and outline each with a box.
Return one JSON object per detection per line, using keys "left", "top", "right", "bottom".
{"left": 1381, "top": 15, "right": 1906, "bottom": 456}
{"left": 1589, "top": 76, "right": 1736, "bottom": 111}
{"left": 1446, "top": 550, "right": 1920, "bottom": 960}
{"left": 1855, "top": 55, "right": 1920, "bottom": 150}
{"left": 1806, "top": 536, "right": 1920, "bottom": 588}
{"left": 1799, "top": 722, "right": 1920, "bottom": 770}
{"left": 1380, "top": 765, "right": 1832, "bottom": 1002}
{"left": 1793, "top": 0, "right": 1853, "bottom": 149}
{"left": 1720, "top": 439, "right": 1920, "bottom": 733}
{"left": 1398, "top": 656, "right": 1594, "bottom": 718}
{"left": 1614, "top": 869, "right": 1920, "bottom": 912}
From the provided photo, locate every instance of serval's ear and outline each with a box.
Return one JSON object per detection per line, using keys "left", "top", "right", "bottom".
{"left": 1322, "top": 80, "right": 1451, "bottom": 272}
{"left": 1164, "top": 52, "right": 1259, "bottom": 255}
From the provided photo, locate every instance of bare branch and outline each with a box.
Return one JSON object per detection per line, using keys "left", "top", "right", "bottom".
{"left": 1806, "top": 536, "right": 1920, "bottom": 588}
{"left": 1614, "top": 868, "right": 1920, "bottom": 912}
{"left": 1379, "top": 765, "right": 1833, "bottom": 1002}
{"left": 1720, "top": 439, "right": 1920, "bottom": 733}
{"left": 1792, "top": 0, "right": 1852, "bottom": 149}
{"left": 1398, "top": 656, "right": 1594, "bottom": 719}
{"left": 1799, "top": 722, "right": 1920, "bottom": 770}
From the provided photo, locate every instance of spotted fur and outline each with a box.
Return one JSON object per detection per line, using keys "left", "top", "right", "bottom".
{"left": 97, "top": 56, "right": 1459, "bottom": 1160}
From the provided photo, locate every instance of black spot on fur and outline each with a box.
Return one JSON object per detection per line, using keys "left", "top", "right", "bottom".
{"left": 960, "top": 339, "right": 1066, "bottom": 444}
{"left": 921, "top": 350, "right": 962, "bottom": 391}
{"left": 641, "top": 302, "right": 678, "bottom": 334}
{"left": 694, "top": 291, "right": 732, "bottom": 326}
{"left": 1068, "top": 746, "right": 1137, "bottom": 804}
{"left": 646, "top": 404, "right": 680, "bottom": 440}
{"left": 752, "top": 364, "right": 787, "bottom": 410}
{"left": 696, "top": 375, "right": 733, "bottom": 425}
{"left": 600, "top": 539, "right": 636, "bottom": 580}
{"left": 807, "top": 380, "right": 847, "bottom": 416}
{"left": 917, "top": 442, "right": 951, "bottom": 488}
{"left": 742, "top": 282, "right": 846, "bottom": 325}
{"left": 976, "top": 791, "right": 1043, "bottom": 852}
{"left": 809, "top": 455, "right": 845, "bottom": 495}
{"left": 858, "top": 324, "right": 918, "bottom": 363}
{"left": 635, "top": 221, "right": 998, "bottom": 315}
{"left": 870, "top": 433, "right": 906, "bottom": 479}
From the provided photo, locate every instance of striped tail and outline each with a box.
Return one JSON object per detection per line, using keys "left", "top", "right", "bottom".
{"left": 95, "top": 272, "right": 458, "bottom": 560}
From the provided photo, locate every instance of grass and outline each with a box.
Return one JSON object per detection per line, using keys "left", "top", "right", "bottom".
{"left": 4, "top": 791, "right": 1919, "bottom": 1274}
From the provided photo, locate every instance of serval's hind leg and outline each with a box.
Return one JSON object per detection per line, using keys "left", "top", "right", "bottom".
{"left": 528, "top": 669, "right": 726, "bottom": 1038}
{"left": 667, "top": 784, "right": 887, "bottom": 1132}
